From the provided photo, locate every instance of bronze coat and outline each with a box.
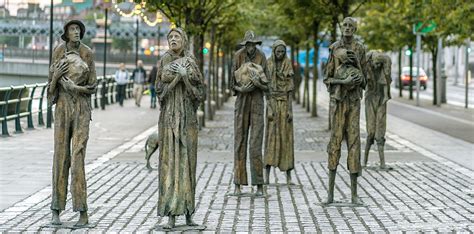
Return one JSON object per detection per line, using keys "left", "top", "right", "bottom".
{"left": 232, "top": 47, "right": 268, "bottom": 186}
{"left": 48, "top": 42, "right": 97, "bottom": 212}
{"left": 156, "top": 50, "right": 205, "bottom": 216}
{"left": 264, "top": 41, "right": 295, "bottom": 171}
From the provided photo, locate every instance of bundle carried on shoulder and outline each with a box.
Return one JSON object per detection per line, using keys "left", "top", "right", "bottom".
{"left": 234, "top": 62, "right": 269, "bottom": 86}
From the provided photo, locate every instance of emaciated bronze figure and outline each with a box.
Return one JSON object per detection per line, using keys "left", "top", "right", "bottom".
{"left": 48, "top": 20, "right": 97, "bottom": 227}
{"left": 156, "top": 28, "right": 205, "bottom": 229}
{"left": 324, "top": 17, "right": 367, "bottom": 205}
{"left": 231, "top": 31, "right": 269, "bottom": 196}
{"left": 264, "top": 40, "right": 295, "bottom": 185}
{"left": 363, "top": 51, "right": 392, "bottom": 170}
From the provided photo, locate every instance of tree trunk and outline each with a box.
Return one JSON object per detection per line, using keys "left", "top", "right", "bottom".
{"left": 311, "top": 21, "right": 320, "bottom": 117}
{"left": 228, "top": 48, "right": 233, "bottom": 96}
{"left": 431, "top": 48, "right": 438, "bottom": 105}
{"left": 304, "top": 44, "right": 310, "bottom": 112}
{"left": 398, "top": 48, "right": 403, "bottom": 97}
{"left": 221, "top": 48, "right": 226, "bottom": 102}
{"left": 208, "top": 26, "right": 215, "bottom": 120}
{"left": 295, "top": 45, "right": 301, "bottom": 104}
{"left": 341, "top": 0, "right": 350, "bottom": 17}
{"left": 409, "top": 45, "right": 413, "bottom": 100}
{"left": 214, "top": 45, "right": 219, "bottom": 109}
{"left": 331, "top": 15, "right": 338, "bottom": 43}
{"left": 291, "top": 43, "right": 296, "bottom": 100}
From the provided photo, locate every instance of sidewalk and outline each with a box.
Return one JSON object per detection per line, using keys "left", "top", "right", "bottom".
{"left": 0, "top": 91, "right": 473, "bottom": 232}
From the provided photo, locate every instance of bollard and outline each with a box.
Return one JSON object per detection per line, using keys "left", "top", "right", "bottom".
{"left": 225, "top": 89, "right": 231, "bottom": 102}
{"left": 211, "top": 100, "right": 216, "bottom": 117}
{"left": 100, "top": 80, "right": 107, "bottom": 110}
{"left": 38, "top": 85, "right": 47, "bottom": 126}
{"left": 441, "top": 69, "right": 447, "bottom": 104}
{"left": 197, "top": 110, "right": 204, "bottom": 130}
{"left": 26, "top": 84, "right": 38, "bottom": 129}
{"left": 14, "top": 86, "right": 26, "bottom": 133}
{"left": 218, "top": 94, "right": 224, "bottom": 109}
{"left": 1, "top": 88, "right": 12, "bottom": 136}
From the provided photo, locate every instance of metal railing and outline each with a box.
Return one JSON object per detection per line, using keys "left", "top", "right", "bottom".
{"left": 0, "top": 75, "right": 134, "bottom": 137}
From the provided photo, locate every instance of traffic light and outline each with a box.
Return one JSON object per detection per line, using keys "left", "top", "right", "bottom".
{"left": 203, "top": 47, "right": 209, "bottom": 54}
{"left": 405, "top": 49, "right": 412, "bottom": 56}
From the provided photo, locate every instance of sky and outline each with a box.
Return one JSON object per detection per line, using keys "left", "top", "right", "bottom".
{"left": 1, "top": 0, "right": 62, "bottom": 16}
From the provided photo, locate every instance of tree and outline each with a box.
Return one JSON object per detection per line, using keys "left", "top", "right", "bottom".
{"left": 112, "top": 38, "right": 132, "bottom": 53}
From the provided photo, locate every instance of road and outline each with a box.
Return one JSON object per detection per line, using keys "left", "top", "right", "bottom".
{"left": 393, "top": 76, "right": 474, "bottom": 107}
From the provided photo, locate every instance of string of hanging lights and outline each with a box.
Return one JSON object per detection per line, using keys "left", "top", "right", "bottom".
{"left": 114, "top": 1, "right": 163, "bottom": 26}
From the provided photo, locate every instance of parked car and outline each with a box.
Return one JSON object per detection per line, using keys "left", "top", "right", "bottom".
{"left": 395, "top": 67, "right": 428, "bottom": 90}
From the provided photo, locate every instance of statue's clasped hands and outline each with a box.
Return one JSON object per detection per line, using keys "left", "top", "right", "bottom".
{"left": 61, "top": 77, "right": 77, "bottom": 93}
{"left": 170, "top": 63, "right": 190, "bottom": 82}
{"left": 54, "top": 61, "right": 69, "bottom": 81}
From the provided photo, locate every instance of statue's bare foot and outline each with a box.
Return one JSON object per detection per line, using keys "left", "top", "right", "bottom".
{"left": 75, "top": 211, "right": 88, "bottom": 226}
{"left": 255, "top": 185, "right": 264, "bottom": 196}
{"left": 186, "top": 215, "right": 198, "bottom": 226}
{"left": 162, "top": 223, "right": 173, "bottom": 229}
{"left": 326, "top": 195, "right": 334, "bottom": 204}
{"left": 146, "top": 163, "right": 153, "bottom": 170}
{"left": 234, "top": 185, "right": 241, "bottom": 195}
{"left": 351, "top": 196, "right": 362, "bottom": 205}
{"left": 286, "top": 172, "right": 295, "bottom": 185}
{"left": 51, "top": 210, "right": 61, "bottom": 225}
{"left": 162, "top": 216, "right": 175, "bottom": 229}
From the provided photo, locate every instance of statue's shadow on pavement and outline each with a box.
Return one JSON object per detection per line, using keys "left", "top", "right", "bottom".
{"left": 266, "top": 183, "right": 302, "bottom": 188}
{"left": 319, "top": 201, "right": 367, "bottom": 208}
{"left": 41, "top": 222, "right": 97, "bottom": 230}
{"left": 155, "top": 224, "right": 206, "bottom": 232}
{"left": 364, "top": 166, "right": 395, "bottom": 171}
{"left": 225, "top": 193, "right": 270, "bottom": 198}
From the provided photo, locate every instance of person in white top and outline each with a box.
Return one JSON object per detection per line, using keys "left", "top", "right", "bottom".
{"left": 114, "top": 63, "right": 129, "bottom": 106}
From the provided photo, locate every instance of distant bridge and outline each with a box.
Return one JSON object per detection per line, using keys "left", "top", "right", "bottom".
{"left": 0, "top": 20, "right": 168, "bottom": 39}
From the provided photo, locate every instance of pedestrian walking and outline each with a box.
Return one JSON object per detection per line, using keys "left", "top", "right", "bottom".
{"left": 114, "top": 62, "right": 129, "bottom": 107}
{"left": 148, "top": 61, "right": 158, "bottom": 108}
{"left": 131, "top": 60, "right": 147, "bottom": 107}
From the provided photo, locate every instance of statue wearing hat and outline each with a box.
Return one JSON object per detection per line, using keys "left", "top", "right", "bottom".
{"left": 323, "top": 17, "right": 367, "bottom": 205}
{"left": 47, "top": 19, "right": 97, "bottom": 227}
{"left": 231, "top": 30, "right": 269, "bottom": 196}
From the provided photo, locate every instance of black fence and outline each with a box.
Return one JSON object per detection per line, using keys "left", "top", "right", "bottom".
{"left": 0, "top": 75, "right": 134, "bottom": 137}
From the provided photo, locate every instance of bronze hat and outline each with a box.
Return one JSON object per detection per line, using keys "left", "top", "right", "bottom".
{"left": 239, "top": 30, "right": 262, "bottom": 46}
{"left": 61, "top": 20, "right": 86, "bottom": 42}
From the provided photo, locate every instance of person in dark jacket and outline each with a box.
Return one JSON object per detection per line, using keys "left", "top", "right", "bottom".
{"left": 148, "top": 61, "right": 158, "bottom": 108}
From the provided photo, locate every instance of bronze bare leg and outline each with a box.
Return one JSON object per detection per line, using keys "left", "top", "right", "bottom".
{"left": 75, "top": 211, "right": 88, "bottom": 226}
{"left": 265, "top": 165, "right": 271, "bottom": 184}
{"left": 327, "top": 169, "right": 337, "bottom": 203}
{"left": 51, "top": 210, "right": 61, "bottom": 225}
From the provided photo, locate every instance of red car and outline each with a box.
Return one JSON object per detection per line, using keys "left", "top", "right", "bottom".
{"left": 395, "top": 67, "right": 428, "bottom": 90}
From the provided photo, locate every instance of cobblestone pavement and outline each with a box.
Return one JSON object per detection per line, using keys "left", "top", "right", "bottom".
{"left": 0, "top": 98, "right": 473, "bottom": 232}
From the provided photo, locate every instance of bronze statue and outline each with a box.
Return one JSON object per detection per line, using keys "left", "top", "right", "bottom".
{"left": 155, "top": 28, "right": 205, "bottom": 229}
{"left": 363, "top": 51, "right": 392, "bottom": 169}
{"left": 144, "top": 131, "right": 159, "bottom": 170}
{"left": 264, "top": 40, "right": 295, "bottom": 185}
{"left": 323, "top": 17, "right": 367, "bottom": 205}
{"left": 47, "top": 20, "right": 97, "bottom": 227}
{"left": 231, "top": 31, "right": 269, "bottom": 196}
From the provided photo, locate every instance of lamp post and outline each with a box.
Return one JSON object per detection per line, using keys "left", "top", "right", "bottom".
{"left": 135, "top": 16, "right": 139, "bottom": 67}
{"left": 114, "top": 1, "right": 164, "bottom": 67}
{"left": 47, "top": 0, "right": 54, "bottom": 128}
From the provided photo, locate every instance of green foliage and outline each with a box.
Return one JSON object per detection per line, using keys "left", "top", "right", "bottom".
{"left": 112, "top": 38, "right": 132, "bottom": 52}
{"left": 0, "top": 36, "right": 18, "bottom": 47}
